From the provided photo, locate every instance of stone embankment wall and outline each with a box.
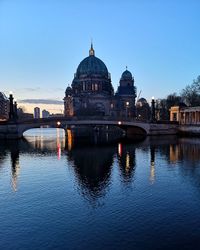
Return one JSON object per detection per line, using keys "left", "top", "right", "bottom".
{"left": 149, "top": 123, "right": 178, "bottom": 135}
{"left": 0, "top": 124, "right": 20, "bottom": 139}
{"left": 178, "top": 125, "right": 200, "bottom": 135}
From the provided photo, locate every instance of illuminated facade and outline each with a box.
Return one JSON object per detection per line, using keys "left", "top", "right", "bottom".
{"left": 64, "top": 44, "right": 137, "bottom": 118}
{"left": 170, "top": 106, "right": 200, "bottom": 124}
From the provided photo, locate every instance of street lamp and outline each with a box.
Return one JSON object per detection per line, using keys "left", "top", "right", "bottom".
{"left": 14, "top": 99, "right": 18, "bottom": 120}
{"left": 126, "top": 101, "right": 129, "bottom": 119}
{"left": 151, "top": 97, "right": 156, "bottom": 122}
{"left": 9, "top": 91, "right": 14, "bottom": 120}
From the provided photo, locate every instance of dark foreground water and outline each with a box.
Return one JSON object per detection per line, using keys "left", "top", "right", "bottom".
{"left": 1, "top": 129, "right": 200, "bottom": 249}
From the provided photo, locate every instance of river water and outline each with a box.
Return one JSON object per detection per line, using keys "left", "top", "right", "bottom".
{"left": 0, "top": 128, "right": 200, "bottom": 249}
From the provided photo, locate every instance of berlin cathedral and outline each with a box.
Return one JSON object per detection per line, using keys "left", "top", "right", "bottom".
{"left": 64, "top": 44, "right": 137, "bottom": 118}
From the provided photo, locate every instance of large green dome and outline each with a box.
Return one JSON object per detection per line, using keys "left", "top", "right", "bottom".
{"left": 75, "top": 44, "right": 108, "bottom": 78}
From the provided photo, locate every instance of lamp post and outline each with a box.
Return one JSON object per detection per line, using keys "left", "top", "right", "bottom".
{"left": 151, "top": 97, "right": 156, "bottom": 122}
{"left": 126, "top": 101, "right": 129, "bottom": 119}
{"left": 14, "top": 99, "right": 18, "bottom": 120}
{"left": 9, "top": 91, "right": 14, "bottom": 120}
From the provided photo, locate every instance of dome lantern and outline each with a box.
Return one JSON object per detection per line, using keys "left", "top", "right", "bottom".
{"left": 89, "top": 42, "right": 95, "bottom": 56}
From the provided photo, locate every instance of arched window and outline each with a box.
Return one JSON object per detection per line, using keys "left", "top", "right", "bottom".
{"left": 83, "top": 82, "right": 85, "bottom": 91}
{"left": 95, "top": 83, "right": 98, "bottom": 91}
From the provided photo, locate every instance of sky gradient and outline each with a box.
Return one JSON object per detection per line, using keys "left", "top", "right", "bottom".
{"left": 0, "top": 0, "right": 200, "bottom": 113}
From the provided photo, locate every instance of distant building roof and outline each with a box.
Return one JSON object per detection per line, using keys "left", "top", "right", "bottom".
{"left": 0, "top": 92, "right": 8, "bottom": 101}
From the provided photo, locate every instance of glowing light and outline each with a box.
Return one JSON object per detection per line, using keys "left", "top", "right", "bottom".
{"left": 118, "top": 121, "right": 122, "bottom": 125}
{"left": 126, "top": 153, "right": 130, "bottom": 172}
{"left": 57, "top": 128, "right": 61, "bottom": 160}
{"left": 126, "top": 101, "right": 129, "bottom": 106}
{"left": 57, "top": 121, "right": 61, "bottom": 126}
{"left": 67, "top": 129, "right": 73, "bottom": 151}
{"left": 118, "top": 143, "right": 122, "bottom": 157}
{"left": 11, "top": 161, "right": 20, "bottom": 192}
{"left": 57, "top": 144, "right": 61, "bottom": 160}
{"left": 150, "top": 161, "right": 155, "bottom": 184}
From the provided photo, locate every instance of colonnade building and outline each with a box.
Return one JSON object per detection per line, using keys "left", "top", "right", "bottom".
{"left": 64, "top": 44, "right": 137, "bottom": 118}
{"left": 170, "top": 106, "right": 200, "bottom": 125}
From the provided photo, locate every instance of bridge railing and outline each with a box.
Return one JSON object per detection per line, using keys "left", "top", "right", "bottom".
{"left": 17, "top": 116, "right": 149, "bottom": 124}
{"left": 0, "top": 116, "right": 179, "bottom": 125}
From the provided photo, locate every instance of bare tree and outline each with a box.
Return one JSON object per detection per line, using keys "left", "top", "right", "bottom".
{"left": 156, "top": 93, "right": 182, "bottom": 120}
{"left": 181, "top": 76, "right": 200, "bottom": 106}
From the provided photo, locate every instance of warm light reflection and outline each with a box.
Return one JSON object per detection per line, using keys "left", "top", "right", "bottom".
{"left": 118, "top": 143, "right": 122, "bottom": 157}
{"left": 125, "top": 152, "right": 130, "bottom": 172}
{"left": 11, "top": 161, "right": 20, "bottom": 192}
{"left": 56, "top": 128, "right": 61, "bottom": 160}
{"left": 67, "top": 129, "right": 73, "bottom": 151}
{"left": 34, "top": 135, "right": 44, "bottom": 150}
{"left": 150, "top": 161, "right": 155, "bottom": 184}
{"left": 169, "top": 145, "right": 179, "bottom": 163}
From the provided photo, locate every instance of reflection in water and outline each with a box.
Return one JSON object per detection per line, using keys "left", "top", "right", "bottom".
{"left": 0, "top": 140, "right": 21, "bottom": 192}
{"left": 117, "top": 143, "right": 136, "bottom": 183}
{"left": 65, "top": 132, "right": 140, "bottom": 202}
{"left": 118, "top": 143, "right": 122, "bottom": 157}
{"left": 10, "top": 142, "right": 20, "bottom": 192}
{"left": 64, "top": 129, "right": 138, "bottom": 202}
{"left": 169, "top": 144, "right": 179, "bottom": 164}
{"left": 2, "top": 131, "right": 200, "bottom": 249}
{"left": 168, "top": 138, "right": 200, "bottom": 164}
{"left": 56, "top": 128, "right": 63, "bottom": 160}
{"left": 0, "top": 145, "right": 7, "bottom": 173}
{"left": 66, "top": 129, "right": 73, "bottom": 151}
{"left": 150, "top": 147, "right": 155, "bottom": 184}
{"left": 66, "top": 144, "right": 115, "bottom": 204}
{"left": 3, "top": 130, "right": 200, "bottom": 200}
{"left": 24, "top": 128, "right": 66, "bottom": 156}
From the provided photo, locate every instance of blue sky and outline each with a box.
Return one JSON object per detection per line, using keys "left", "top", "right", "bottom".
{"left": 0, "top": 0, "right": 200, "bottom": 111}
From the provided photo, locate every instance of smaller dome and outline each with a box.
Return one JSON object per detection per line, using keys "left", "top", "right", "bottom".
{"left": 65, "top": 86, "right": 72, "bottom": 96}
{"left": 121, "top": 70, "right": 132, "bottom": 80}
{"left": 138, "top": 98, "right": 147, "bottom": 103}
{"left": 137, "top": 98, "right": 148, "bottom": 105}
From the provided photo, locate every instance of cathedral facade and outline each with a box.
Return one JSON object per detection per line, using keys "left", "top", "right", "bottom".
{"left": 64, "top": 44, "right": 136, "bottom": 118}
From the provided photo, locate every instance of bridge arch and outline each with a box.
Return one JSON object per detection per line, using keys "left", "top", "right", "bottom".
{"left": 18, "top": 122, "right": 66, "bottom": 137}
{"left": 13, "top": 118, "right": 150, "bottom": 138}
{"left": 120, "top": 125, "right": 148, "bottom": 136}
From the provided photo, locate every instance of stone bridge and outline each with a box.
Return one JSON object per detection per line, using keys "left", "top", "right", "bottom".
{"left": 0, "top": 116, "right": 178, "bottom": 139}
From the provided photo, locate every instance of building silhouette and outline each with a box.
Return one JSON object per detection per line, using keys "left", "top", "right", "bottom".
{"left": 136, "top": 98, "right": 151, "bottom": 121}
{"left": 42, "top": 109, "right": 50, "bottom": 118}
{"left": 64, "top": 44, "right": 136, "bottom": 118}
{"left": 34, "top": 107, "right": 40, "bottom": 119}
{"left": 0, "top": 92, "right": 9, "bottom": 120}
